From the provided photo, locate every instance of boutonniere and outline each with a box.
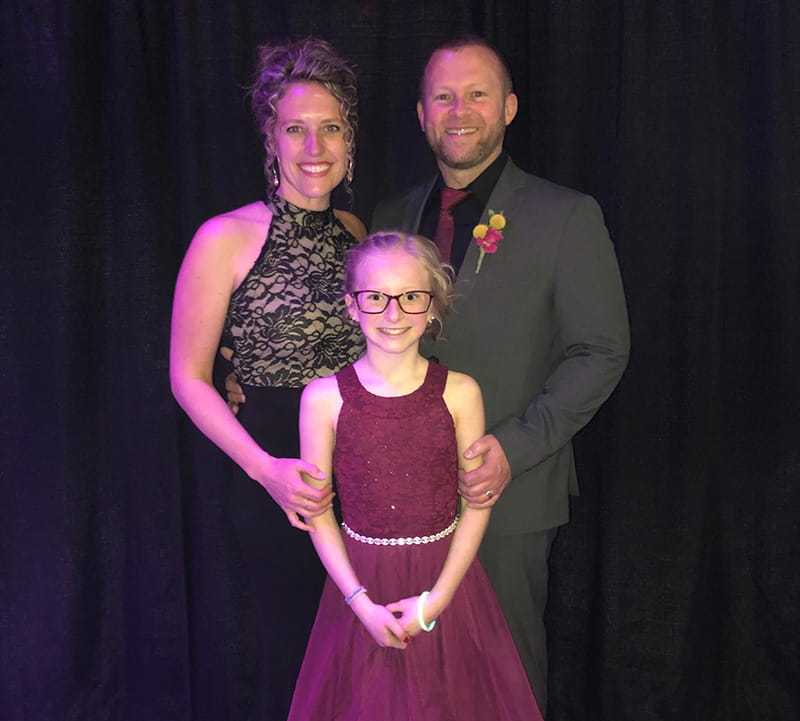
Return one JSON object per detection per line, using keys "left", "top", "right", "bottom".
{"left": 472, "top": 210, "right": 506, "bottom": 274}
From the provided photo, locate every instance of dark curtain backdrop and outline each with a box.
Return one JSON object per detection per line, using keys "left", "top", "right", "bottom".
{"left": 2, "top": 2, "right": 798, "bottom": 720}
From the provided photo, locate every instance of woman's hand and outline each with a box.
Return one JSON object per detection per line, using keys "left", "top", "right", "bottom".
{"left": 350, "top": 595, "right": 409, "bottom": 649}
{"left": 252, "top": 454, "right": 335, "bottom": 531}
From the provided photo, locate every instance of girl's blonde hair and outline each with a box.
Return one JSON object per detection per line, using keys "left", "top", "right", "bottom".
{"left": 344, "top": 231, "right": 454, "bottom": 339}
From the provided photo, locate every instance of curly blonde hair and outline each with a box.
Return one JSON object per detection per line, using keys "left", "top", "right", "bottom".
{"left": 344, "top": 232, "right": 454, "bottom": 340}
{"left": 249, "top": 37, "right": 359, "bottom": 197}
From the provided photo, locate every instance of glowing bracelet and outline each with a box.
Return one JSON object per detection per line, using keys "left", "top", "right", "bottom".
{"left": 344, "top": 585, "right": 367, "bottom": 605}
{"left": 417, "top": 591, "right": 436, "bottom": 631}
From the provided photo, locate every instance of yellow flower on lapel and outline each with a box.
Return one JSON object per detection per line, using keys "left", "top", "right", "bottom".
{"left": 473, "top": 210, "right": 506, "bottom": 273}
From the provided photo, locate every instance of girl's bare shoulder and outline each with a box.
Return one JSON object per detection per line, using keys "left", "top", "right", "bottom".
{"left": 304, "top": 374, "right": 340, "bottom": 398}
{"left": 302, "top": 374, "right": 344, "bottom": 410}
{"left": 443, "top": 369, "right": 483, "bottom": 413}
{"left": 444, "top": 369, "right": 481, "bottom": 396}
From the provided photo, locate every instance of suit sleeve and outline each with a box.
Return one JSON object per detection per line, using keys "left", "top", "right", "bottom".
{"left": 492, "top": 195, "right": 630, "bottom": 477}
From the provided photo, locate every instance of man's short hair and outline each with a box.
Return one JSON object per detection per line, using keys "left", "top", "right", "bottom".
{"left": 419, "top": 34, "right": 514, "bottom": 100}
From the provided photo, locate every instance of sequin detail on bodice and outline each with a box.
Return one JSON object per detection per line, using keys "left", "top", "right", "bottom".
{"left": 224, "top": 197, "right": 365, "bottom": 388}
{"left": 333, "top": 362, "right": 459, "bottom": 538}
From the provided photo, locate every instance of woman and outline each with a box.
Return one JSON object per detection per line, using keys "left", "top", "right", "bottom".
{"left": 170, "top": 38, "right": 365, "bottom": 720}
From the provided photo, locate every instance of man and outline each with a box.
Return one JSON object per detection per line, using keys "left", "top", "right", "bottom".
{"left": 370, "top": 35, "right": 630, "bottom": 713}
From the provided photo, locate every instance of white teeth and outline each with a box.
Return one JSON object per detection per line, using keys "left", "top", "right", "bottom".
{"left": 446, "top": 128, "right": 476, "bottom": 136}
{"left": 379, "top": 328, "right": 407, "bottom": 335}
{"left": 300, "top": 163, "right": 330, "bottom": 173}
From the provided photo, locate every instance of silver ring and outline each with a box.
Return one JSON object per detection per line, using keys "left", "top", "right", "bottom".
{"left": 485, "top": 490, "right": 494, "bottom": 499}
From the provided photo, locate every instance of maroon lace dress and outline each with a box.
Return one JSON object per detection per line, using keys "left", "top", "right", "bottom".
{"left": 287, "top": 362, "right": 542, "bottom": 721}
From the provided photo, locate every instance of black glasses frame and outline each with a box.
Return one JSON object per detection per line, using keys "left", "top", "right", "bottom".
{"left": 352, "top": 290, "right": 434, "bottom": 314}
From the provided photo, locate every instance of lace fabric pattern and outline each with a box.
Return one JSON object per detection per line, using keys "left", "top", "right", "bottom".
{"left": 225, "top": 197, "right": 365, "bottom": 388}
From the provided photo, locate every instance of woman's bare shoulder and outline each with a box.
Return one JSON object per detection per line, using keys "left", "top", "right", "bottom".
{"left": 333, "top": 209, "right": 367, "bottom": 241}
{"left": 198, "top": 201, "right": 271, "bottom": 240}
{"left": 188, "top": 201, "right": 271, "bottom": 262}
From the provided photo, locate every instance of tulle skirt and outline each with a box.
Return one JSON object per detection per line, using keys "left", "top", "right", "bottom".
{"left": 288, "top": 532, "right": 542, "bottom": 721}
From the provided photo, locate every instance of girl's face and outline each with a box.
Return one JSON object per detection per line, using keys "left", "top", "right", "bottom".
{"left": 345, "top": 249, "right": 434, "bottom": 357}
{"left": 273, "top": 81, "right": 348, "bottom": 211}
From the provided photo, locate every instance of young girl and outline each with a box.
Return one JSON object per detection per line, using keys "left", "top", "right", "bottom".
{"left": 287, "top": 232, "right": 542, "bottom": 721}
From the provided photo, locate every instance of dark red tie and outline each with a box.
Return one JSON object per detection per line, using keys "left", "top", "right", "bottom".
{"left": 433, "top": 187, "right": 470, "bottom": 262}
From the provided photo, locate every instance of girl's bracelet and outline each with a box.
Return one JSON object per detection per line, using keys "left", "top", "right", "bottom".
{"left": 417, "top": 591, "right": 436, "bottom": 631}
{"left": 344, "top": 585, "right": 367, "bottom": 605}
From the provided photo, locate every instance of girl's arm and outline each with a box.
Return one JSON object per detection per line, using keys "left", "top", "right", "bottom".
{"left": 299, "top": 379, "right": 408, "bottom": 648}
{"left": 169, "top": 212, "right": 332, "bottom": 530}
{"left": 386, "top": 371, "right": 489, "bottom": 635}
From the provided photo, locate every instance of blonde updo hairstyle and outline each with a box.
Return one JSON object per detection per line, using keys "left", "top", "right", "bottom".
{"left": 249, "top": 37, "right": 359, "bottom": 197}
{"left": 344, "top": 231, "right": 454, "bottom": 340}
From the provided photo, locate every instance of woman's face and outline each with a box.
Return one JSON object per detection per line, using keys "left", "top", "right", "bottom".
{"left": 273, "top": 81, "right": 348, "bottom": 211}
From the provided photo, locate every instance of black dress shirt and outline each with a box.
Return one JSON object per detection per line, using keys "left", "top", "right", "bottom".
{"left": 418, "top": 153, "right": 509, "bottom": 274}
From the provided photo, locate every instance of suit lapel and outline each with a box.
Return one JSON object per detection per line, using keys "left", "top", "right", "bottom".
{"left": 451, "top": 160, "right": 527, "bottom": 300}
{"left": 409, "top": 161, "right": 528, "bottom": 306}
{"left": 406, "top": 176, "right": 438, "bottom": 237}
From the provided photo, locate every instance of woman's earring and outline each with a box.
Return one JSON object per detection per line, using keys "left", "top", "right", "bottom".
{"left": 427, "top": 316, "right": 434, "bottom": 326}
{"left": 270, "top": 161, "right": 280, "bottom": 188}
{"left": 345, "top": 156, "right": 354, "bottom": 185}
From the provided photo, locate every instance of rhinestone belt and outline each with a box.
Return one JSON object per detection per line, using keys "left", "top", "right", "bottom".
{"left": 342, "top": 517, "right": 459, "bottom": 546}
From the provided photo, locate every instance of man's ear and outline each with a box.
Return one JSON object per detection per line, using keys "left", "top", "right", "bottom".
{"left": 504, "top": 93, "right": 519, "bottom": 126}
{"left": 417, "top": 100, "right": 425, "bottom": 132}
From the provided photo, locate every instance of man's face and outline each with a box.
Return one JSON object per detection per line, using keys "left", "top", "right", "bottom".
{"left": 417, "top": 45, "right": 518, "bottom": 178}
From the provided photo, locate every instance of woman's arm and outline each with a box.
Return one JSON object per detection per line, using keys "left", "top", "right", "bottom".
{"left": 387, "top": 371, "right": 489, "bottom": 635}
{"left": 169, "top": 211, "right": 332, "bottom": 530}
{"left": 299, "top": 379, "right": 408, "bottom": 648}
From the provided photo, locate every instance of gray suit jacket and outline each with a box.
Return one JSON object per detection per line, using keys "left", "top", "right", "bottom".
{"left": 371, "top": 159, "right": 630, "bottom": 535}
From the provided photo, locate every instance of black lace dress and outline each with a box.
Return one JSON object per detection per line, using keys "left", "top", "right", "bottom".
{"left": 224, "top": 196, "right": 364, "bottom": 720}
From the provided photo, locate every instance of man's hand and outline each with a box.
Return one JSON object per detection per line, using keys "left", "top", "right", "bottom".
{"left": 224, "top": 371, "right": 246, "bottom": 414}
{"left": 254, "top": 455, "right": 334, "bottom": 531}
{"left": 458, "top": 434, "right": 511, "bottom": 508}
{"left": 218, "top": 346, "right": 245, "bottom": 414}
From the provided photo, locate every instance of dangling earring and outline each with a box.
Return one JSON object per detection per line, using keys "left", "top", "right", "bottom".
{"left": 427, "top": 316, "right": 434, "bottom": 326}
{"left": 270, "top": 160, "right": 280, "bottom": 188}
{"left": 345, "top": 156, "right": 354, "bottom": 185}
